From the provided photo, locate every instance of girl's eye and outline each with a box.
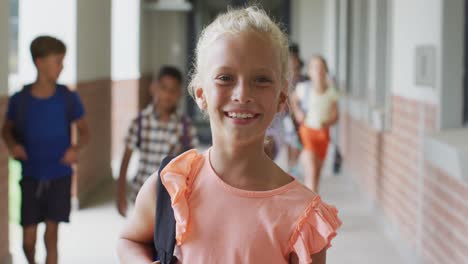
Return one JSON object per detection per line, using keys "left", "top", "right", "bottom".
{"left": 216, "top": 75, "right": 234, "bottom": 83}
{"left": 255, "top": 76, "right": 272, "bottom": 85}
{"left": 219, "top": 76, "right": 231, "bottom": 81}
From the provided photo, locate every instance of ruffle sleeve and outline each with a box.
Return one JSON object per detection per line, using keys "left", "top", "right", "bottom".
{"left": 289, "top": 196, "right": 342, "bottom": 263}
{"left": 160, "top": 149, "right": 205, "bottom": 245}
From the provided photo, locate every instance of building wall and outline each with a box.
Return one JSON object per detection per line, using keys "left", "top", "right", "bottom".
{"left": 76, "top": 0, "right": 112, "bottom": 82}
{"left": 111, "top": 0, "right": 141, "bottom": 170}
{"left": 380, "top": 97, "right": 436, "bottom": 252}
{"left": 74, "top": 79, "right": 113, "bottom": 203}
{"left": 390, "top": 0, "right": 440, "bottom": 104}
{"left": 112, "top": 0, "right": 140, "bottom": 81}
{"left": 422, "top": 162, "right": 468, "bottom": 263}
{"left": 74, "top": 0, "right": 113, "bottom": 205}
{"left": 111, "top": 79, "right": 139, "bottom": 164}
{"left": 340, "top": 0, "right": 468, "bottom": 262}
{"left": 340, "top": 95, "right": 461, "bottom": 262}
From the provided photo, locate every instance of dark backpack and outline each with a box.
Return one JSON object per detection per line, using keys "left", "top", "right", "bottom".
{"left": 153, "top": 155, "right": 177, "bottom": 264}
{"left": 13, "top": 84, "right": 75, "bottom": 144}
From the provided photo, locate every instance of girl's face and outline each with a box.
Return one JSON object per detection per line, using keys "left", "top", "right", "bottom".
{"left": 308, "top": 57, "right": 327, "bottom": 82}
{"left": 195, "top": 31, "right": 287, "bottom": 145}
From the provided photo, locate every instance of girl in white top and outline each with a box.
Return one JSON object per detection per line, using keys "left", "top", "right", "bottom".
{"left": 291, "top": 56, "right": 339, "bottom": 192}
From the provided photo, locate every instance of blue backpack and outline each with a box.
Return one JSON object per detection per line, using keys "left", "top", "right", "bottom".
{"left": 12, "top": 84, "right": 75, "bottom": 144}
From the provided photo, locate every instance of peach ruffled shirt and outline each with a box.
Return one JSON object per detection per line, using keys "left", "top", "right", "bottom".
{"left": 159, "top": 149, "right": 341, "bottom": 263}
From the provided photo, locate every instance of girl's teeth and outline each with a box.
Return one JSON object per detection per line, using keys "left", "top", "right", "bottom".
{"left": 228, "top": 112, "right": 254, "bottom": 119}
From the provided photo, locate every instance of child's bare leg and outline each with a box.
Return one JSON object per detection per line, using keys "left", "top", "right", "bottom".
{"left": 44, "top": 221, "right": 59, "bottom": 264}
{"left": 303, "top": 150, "right": 314, "bottom": 189}
{"left": 312, "top": 156, "right": 324, "bottom": 193}
{"left": 23, "top": 225, "right": 37, "bottom": 264}
{"left": 287, "top": 146, "right": 300, "bottom": 168}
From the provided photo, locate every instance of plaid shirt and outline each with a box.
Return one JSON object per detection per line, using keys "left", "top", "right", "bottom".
{"left": 125, "top": 105, "right": 199, "bottom": 201}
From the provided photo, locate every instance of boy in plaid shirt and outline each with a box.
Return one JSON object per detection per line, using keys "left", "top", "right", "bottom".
{"left": 116, "top": 66, "right": 198, "bottom": 217}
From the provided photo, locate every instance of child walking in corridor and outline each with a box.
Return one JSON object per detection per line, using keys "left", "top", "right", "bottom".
{"left": 291, "top": 56, "right": 339, "bottom": 193}
{"left": 116, "top": 66, "right": 199, "bottom": 217}
{"left": 2, "top": 36, "right": 90, "bottom": 264}
{"left": 117, "top": 7, "right": 341, "bottom": 264}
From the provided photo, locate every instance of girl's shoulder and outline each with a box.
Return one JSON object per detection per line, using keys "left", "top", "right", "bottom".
{"left": 160, "top": 149, "right": 204, "bottom": 188}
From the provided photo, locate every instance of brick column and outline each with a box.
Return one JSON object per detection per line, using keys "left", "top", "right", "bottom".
{"left": 74, "top": 0, "right": 113, "bottom": 206}
{"left": 111, "top": 0, "right": 141, "bottom": 165}
{"left": 0, "top": 0, "right": 11, "bottom": 262}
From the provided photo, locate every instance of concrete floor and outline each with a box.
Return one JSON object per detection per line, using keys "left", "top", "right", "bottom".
{"left": 10, "top": 150, "right": 407, "bottom": 263}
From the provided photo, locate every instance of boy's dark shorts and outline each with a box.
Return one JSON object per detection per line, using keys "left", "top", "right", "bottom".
{"left": 20, "top": 176, "right": 72, "bottom": 227}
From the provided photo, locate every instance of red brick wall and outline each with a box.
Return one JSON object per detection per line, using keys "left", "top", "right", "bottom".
{"left": 111, "top": 79, "right": 139, "bottom": 162}
{"left": 422, "top": 163, "right": 468, "bottom": 263}
{"left": 342, "top": 115, "right": 382, "bottom": 202}
{"left": 379, "top": 96, "right": 428, "bottom": 249}
{"left": 340, "top": 95, "right": 465, "bottom": 261}
{"left": 0, "top": 96, "right": 10, "bottom": 262}
{"left": 75, "top": 79, "right": 113, "bottom": 205}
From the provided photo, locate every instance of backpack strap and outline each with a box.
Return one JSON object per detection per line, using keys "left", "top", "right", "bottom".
{"left": 56, "top": 84, "right": 75, "bottom": 123}
{"left": 153, "top": 156, "right": 177, "bottom": 264}
{"left": 56, "top": 85, "right": 77, "bottom": 140}
{"left": 14, "top": 84, "right": 33, "bottom": 143}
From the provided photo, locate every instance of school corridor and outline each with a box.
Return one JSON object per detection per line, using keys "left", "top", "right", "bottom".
{"left": 1, "top": 0, "right": 467, "bottom": 263}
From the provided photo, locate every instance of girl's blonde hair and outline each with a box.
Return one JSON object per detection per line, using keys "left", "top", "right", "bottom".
{"left": 188, "top": 6, "right": 290, "bottom": 97}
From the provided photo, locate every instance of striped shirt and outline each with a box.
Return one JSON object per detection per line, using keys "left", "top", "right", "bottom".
{"left": 125, "top": 105, "right": 199, "bottom": 201}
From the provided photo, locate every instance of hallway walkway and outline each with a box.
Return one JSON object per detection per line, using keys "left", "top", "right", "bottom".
{"left": 321, "top": 174, "right": 406, "bottom": 263}
{"left": 10, "top": 165, "right": 406, "bottom": 263}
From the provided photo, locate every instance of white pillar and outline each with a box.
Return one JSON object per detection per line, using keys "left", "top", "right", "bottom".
{"left": 151, "top": 12, "right": 188, "bottom": 72}
{"left": 110, "top": 0, "right": 141, "bottom": 177}
{"left": 366, "top": 0, "right": 390, "bottom": 108}
{"left": 290, "top": 0, "right": 325, "bottom": 61}
{"left": 0, "top": 0, "right": 8, "bottom": 95}
{"left": 112, "top": 0, "right": 141, "bottom": 81}
{"left": 140, "top": 10, "right": 188, "bottom": 74}
{"left": 18, "top": 0, "right": 77, "bottom": 85}
{"left": 74, "top": 0, "right": 113, "bottom": 205}
{"left": 323, "top": 0, "right": 338, "bottom": 74}
{"left": 76, "top": 0, "right": 111, "bottom": 81}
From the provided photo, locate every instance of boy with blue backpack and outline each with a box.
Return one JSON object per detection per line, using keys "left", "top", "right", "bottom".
{"left": 2, "top": 35, "right": 90, "bottom": 264}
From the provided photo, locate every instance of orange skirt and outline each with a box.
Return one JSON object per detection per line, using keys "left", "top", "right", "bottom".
{"left": 299, "top": 125, "right": 330, "bottom": 161}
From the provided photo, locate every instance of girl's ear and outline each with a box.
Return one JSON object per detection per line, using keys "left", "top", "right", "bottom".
{"left": 194, "top": 87, "right": 207, "bottom": 111}
{"left": 277, "top": 91, "right": 288, "bottom": 112}
{"left": 277, "top": 80, "right": 289, "bottom": 112}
